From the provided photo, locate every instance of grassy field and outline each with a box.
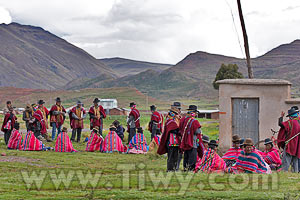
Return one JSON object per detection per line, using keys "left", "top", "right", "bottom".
{"left": 0, "top": 117, "right": 299, "bottom": 199}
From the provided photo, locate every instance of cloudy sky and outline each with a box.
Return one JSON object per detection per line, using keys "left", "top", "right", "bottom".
{"left": 0, "top": 0, "right": 300, "bottom": 64}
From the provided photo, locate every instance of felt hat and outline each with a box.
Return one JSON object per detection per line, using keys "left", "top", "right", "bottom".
{"left": 286, "top": 106, "right": 299, "bottom": 117}
{"left": 150, "top": 105, "right": 156, "bottom": 111}
{"left": 171, "top": 102, "right": 181, "bottom": 109}
{"left": 244, "top": 138, "right": 254, "bottom": 146}
{"left": 202, "top": 135, "right": 210, "bottom": 143}
{"left": 62, "top": 127, "right": 68, "bottom": 132}
{"left": 137, "top": 127, "right": 143, "bottom": 133}
{"left": 55, "top": 97, "right": 61, "bottom": 102}
{"left": 264, "top": 138, "right": 273, "bottom": 145}
{"left": 37, "top": 100, "right": 45, "bottom": 105}
{"left": 93, "top": 98, "right": 100, "bottom": 103}
{"left": 232, "top": 135, "right": 241, "bottom": 143}
{"left": 130, "top": 102, "right": 136, "bottom": 107}
{"left": 77, "top": 100, "right": 83, "bottom": 105}
{"left": 113, "top": 120, "right": 120, "bottom": 127}
{"left": 187, "top": 105, "right": 198, "bottom": 112}
{"left": 208, "top": 140, "right": 218, "bottom": 147}
{"left": 239, "top": 138, "right": 245, "bottom": 146}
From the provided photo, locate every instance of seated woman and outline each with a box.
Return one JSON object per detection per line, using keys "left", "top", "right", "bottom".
{"left": 21, "top": 124, "right": 52, "bottom": 151}
{"left": 195, "top": 140, "right": 226, "bottom": 173}
{"left": 101, "top": 125, "right": 127, "bottom": 153}
{"left": 222, "top": 135, "right": 242, "bottom": 167}
{"left": 113, "top": 120, "right": 125, "bottom": 141}
{"left": 86, "top": 127, "right": 104, "bottom": 152}
{"left": 55, "top": 127, "right": 77, "bottom": 152}
{"left": 258, "top": 138, "right": 282, "bottom": 171}
{"left": 128, "top": 127, "right": 148, "bottom": 154}
{"left": 227, "top": 138, "right": 271, "bottom": 174}
{"left": 7, "top": 122, "right": 23, "bottom": 150}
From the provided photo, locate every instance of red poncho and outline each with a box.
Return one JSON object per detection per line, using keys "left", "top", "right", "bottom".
{"left": 33, "top": 109, "right": 47, "bottom": 135}
{"left": 277, "top": 119, "right": 300, "bottom": 158}
{"left": 21, "top": 131, "right": 45, "bottom": 151}
{"left": 55, "top": 131, "right": 77, "bottom": 152}
{"left": 102, "top": 131, "right": 127, "bottom": 153}
{"left": 157, "top": 118, "right": 179, "bottom": 155}
{"left": 1, "top": 112, "right": 17, "bottom": 132}
{"left": 222, "top": 147, "right": 242, "bottom": 162}
{"left": 180, "top": 117, "right": 201, "bottom": 151}
{"left": 86, "top": 131, "right": 104, "bottom": 152}
{"left": 127, "top": 108, "right": 140, "bottom": 131}
{"left": 7, "top": 129, "right": 23, "bottom": 150}
{"left": 70, "top": 107, "right": 86, "bottom": 129}
{"left": 150, "top": 111, "right": 164, "bottom": 130}
{"left": 258, "top": 148, "right": 282, "bottom": 170}
{"left": 195, "top": 148, "right": 226, "bottom": 173}
{"left": 88, "top": 105, "right": 106, "bottom": 128}
{"left": 50, "top": 104, "right": 66, "bottom": 127}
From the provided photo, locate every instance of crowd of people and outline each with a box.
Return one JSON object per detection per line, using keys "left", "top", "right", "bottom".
{"left": 1, "top": 98, "right": 300, "bottom": 173}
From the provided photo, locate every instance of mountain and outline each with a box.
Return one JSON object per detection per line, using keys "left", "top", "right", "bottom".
{"left": 0, "top": 22, "right": 116, "bottom": 89}
{"left": 68, "top": 39, "right": 300, "bottom": 99}
{"left": 99, "top": 57, "right": 172, "bottom": 77}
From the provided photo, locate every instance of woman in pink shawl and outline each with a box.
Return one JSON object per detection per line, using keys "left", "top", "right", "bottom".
{"left": 7, "top": 123, "right": 23, "bottom": 150}
{"left": 101, "top": 125, "right": 127, "bottom": 153}
{"left": 128, "top": 127, "right": 148, "bottom": 154}
{"left": 222, "top": 135, "right": 243, "bottom": 167}
{"left": 21, "top": 124, "right": 52, "bottom": 151}
{"left": 195, "top": 140, "right": 226, "bottom": 173}
{"left": 258, "top": 138, "right": 282, "bottom": 171}
{"left": 86, "top": 127, "right": 104, "bottom": 152}
{"left": 55, "top": 127, "right": 77, "bottom": 152}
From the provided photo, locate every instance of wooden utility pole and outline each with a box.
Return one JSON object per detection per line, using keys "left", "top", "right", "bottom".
{"left": 237, "top": 0, "right": 253, "bottom": 78}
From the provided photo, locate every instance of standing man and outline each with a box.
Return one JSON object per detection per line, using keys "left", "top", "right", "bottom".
{"left": 33, "top": 100, "right": 50, "bottom": 141}
{"left": 180, "top": 105, "right": 202, "bottom": 171}
{"left": 1, "top": 107, "right": 17, "bottom": 145}
{"left": 23, "top": 104, "right": 33, "bottom": 131}
{"left": 157, "top": 108, "right": 180, "bottom": 172}
{"left": 277, "top": 106, "right": 300, "bottom": 172}
{"left": 50, "top": 97, "right": 66, "bottom": 140}
{"left": 70, "top": 101, "right": 86, "bottom": 142}
{"left": 127, "top": 102, "right": 140, "bottom": 144}
{"left": 88, "top": 98, "right": 106, "bottom": 136}
{"left": 149, "top": 105, "right": 163, "bottom": 141}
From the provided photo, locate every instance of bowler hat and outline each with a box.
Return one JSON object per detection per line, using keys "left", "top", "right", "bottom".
{"left": 137, "top": 127, "right": 143, "bottom": 133}
{"left": 244, "top": 138, "right": 254, "bottom": 146}
{"left": 202, "top": 135, "right": 210, "bottom": 143}
{"left": 208, "top": 140, "right": 218, "bottom": 147}
{"left": 55, "top": 97, "right": 61, "bottom": 102}
{"left": 93, "top": 98, "right": 100, "bottom": 103}
{"left": 113, "top": 120, "right": 120, "bottom": 127}
{"left": 62, "top": 127, "right": 68, "bottom": 132}
{"left": 150, "top": 105, "right": 156, "bottom": 111}
{"left": 187, "top": 105, "right": 198, "bottom": 112}
{"left": 232, "top": 135, "right": 241, "bottom": 143}
{"left": 171, "top": 102, "right": 181, "bottom": 109}
{"left": 37, "top": 100, "right": 45, "bottom": 105}
{"left": 77, "top": 100, "right": 83, "bottom": 105}
{"left": 264, "top": 138, "right": 273, "bottom": 145}
{"left": 130, "top": 102, "right": 136, "bottom": 107}
{"left": 286, "top": 106, "right": 299, "bottom": 117}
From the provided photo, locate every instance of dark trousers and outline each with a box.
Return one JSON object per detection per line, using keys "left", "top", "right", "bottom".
{"left": 151, "top": 128, "right": 160, "bottom": 141}
{"left": 71, "top": 128, "right": 82, "bottom": 142}
{"left": 176, "top": 152, "right": 183, "bottom": 171}
{"left": 167, "top": 146, "right": 179, "bottom": 171}
{"left": 4, "top": 129, "right": 12, "bottom": 145}
{"left": 128, "top": 128, "right": 136, "bottom": 144}
{"left": 183, "top": 148, "right": 198, "bottom": 171}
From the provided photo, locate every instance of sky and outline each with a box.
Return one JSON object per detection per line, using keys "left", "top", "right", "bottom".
{"left": 0, "top": 0, "right": 300, "bottom": 64}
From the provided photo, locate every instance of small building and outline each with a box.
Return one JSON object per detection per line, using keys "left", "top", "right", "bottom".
{"left": 197, "top": 110, "right": 219, "bottom": 120}
{"left": 99, "top": 99, "right": 118, "bottom": 110}
{"left": 217, "top": 79, "right": 300, "bottom": 152}
{"left": 109, "top": 108, "right": 128, "bottom": 116}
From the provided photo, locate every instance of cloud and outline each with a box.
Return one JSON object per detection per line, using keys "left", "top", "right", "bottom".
{"left": 0, "top": 6, "right": 11, "bottom": 24}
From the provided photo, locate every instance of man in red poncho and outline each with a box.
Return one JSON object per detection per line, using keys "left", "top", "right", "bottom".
{"left": 180, "top": 105, "right": 202, "bottom": 171}
{"left": 69, "top": 101, "right": 86, "bottom": 142}
{"left": 277, "top": 106, "right": 300, "bottom": 172}
{"left": 149, "top": 105, "right": 164, "bottom": 141}
{"left": 157, "top": 108, "right": 180, "bottom": 171}
{"left": 1, "top": 107, "right": 17, "bottom": 145}
{"left": 127, "top": 102, "right": 140, "bottom": 144}
{"left": 50, "top": 97, "right": 66, "bottom": 140}
{"left": 88, "top": 98, "right": 106, "bottom": 136}
{"left": 32, "top": 100, "right": 50, "bottom": 141}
